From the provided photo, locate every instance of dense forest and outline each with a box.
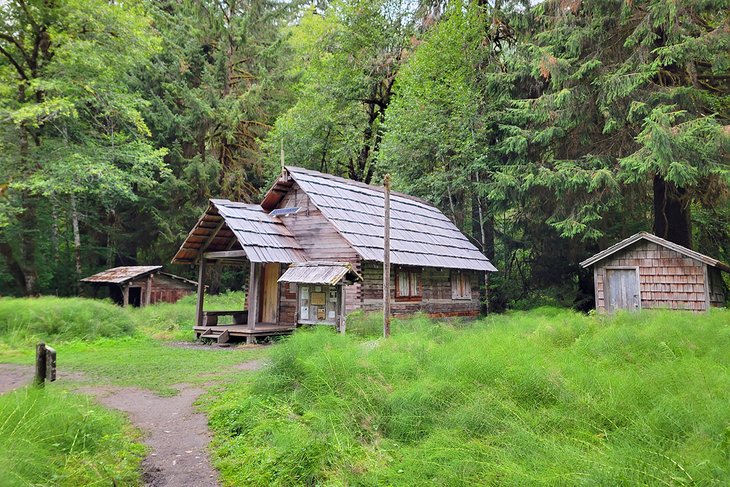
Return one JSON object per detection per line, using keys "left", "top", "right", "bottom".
{"left": 1, "top": 0, "right": 728, "bottom": 310}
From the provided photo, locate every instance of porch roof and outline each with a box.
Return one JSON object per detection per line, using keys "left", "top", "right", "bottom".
{"left": 171, "top": 199, "right": 307, "bottom": 265}
{"left": 278, "top": 261, "right": 363, "bottom": 285}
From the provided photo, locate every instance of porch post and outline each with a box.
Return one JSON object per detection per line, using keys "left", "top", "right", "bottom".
{"left": 145, "top": 274, "right": 153, "bottom": 306}
{"left": 122, "top": 284, "right": 129, "bottom": 307}
{"left": 247, "top": 262, "right": 259, "bottom": 331}
{"left": 195, "top": 258, "right": 206, "bottom": 327}
{"left": 339, "top": 284, "right": 347, "bottom": 334}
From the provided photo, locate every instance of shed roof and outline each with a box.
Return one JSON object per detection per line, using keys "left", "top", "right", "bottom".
{"left": 171, "top": 199, "right": 307, "bottom": 265}
{"left": 279, "top": 261, "right": 363, "bottom": 285}
{"left": 81, "top": 266, "right": 162, "bottom": 284}
{"left": 580, "top": 232, "right": 730, "bottom": 272}
{"left": 264, "top": 167, "right": 497, "bottom": 272}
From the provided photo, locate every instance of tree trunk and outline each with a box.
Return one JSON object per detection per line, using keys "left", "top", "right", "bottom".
{"left": 653, "top": 175, "right": 692, "bottom": 249}
{"left": 71, "top": 194, "right": 82, "bottom": 278}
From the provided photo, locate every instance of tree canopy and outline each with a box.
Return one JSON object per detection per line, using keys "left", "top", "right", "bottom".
{"left": 1, "top": 0, "right": 728, "bottom": 309}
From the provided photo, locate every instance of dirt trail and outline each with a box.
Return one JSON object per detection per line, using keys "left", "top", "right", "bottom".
{"left": 0, "top": 359, "right": 265, "bottom": 487}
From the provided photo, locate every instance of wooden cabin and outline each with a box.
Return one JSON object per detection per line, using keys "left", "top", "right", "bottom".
{"left": 172, "top": 166, "right": 497, "bottom": 343}
{"left": 80, "top": 266, "right": 198, "bottom": 307}
{"left": 580, "top": 232, "right": 729, "bottom": 312}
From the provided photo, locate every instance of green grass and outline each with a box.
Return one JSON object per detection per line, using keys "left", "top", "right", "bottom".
{"left": 205, "top": 307, "right": 730, "bottom": 486}
{"left": 0, "top": 385, "right": 144, "bottom": 486}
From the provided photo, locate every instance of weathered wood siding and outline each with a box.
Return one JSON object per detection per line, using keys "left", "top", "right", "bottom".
{"left": 359, "top": 262, "right": 480, "bottom": 316}
{"left": 277, "top": 183, "right": 362, "bottom": 314}
{"left": 595, "top": 240, "right": 710, "bottom": 312}
{"left": 127, "top": 274, "right": 195, "bottom": 305}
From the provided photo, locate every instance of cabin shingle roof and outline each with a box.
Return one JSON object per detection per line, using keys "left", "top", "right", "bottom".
{"left": 282, "top": 167, "right": 497, "bottom": 272}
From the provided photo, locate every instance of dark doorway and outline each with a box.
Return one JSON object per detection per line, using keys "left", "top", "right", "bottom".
{"left": 129, "top": 287, "right": 142, "bottom": 307}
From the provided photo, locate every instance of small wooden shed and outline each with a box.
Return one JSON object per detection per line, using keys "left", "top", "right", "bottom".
{"left": 580, "top": 232, "right": 729, "bottom": 312}
{"left": 81, "top": 266, "right": 198, "bottom": 307}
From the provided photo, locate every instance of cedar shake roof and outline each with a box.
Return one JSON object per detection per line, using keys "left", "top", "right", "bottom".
{"left": 81, "top": 266, "right": 162, "bottom": 284}
{"left": 264, "top": 167, "right": 497, "bottom": 272}
{"left": 580, "top": 232, "right": 730, "bottom": 272}
{"left": 171, "top": 200, "right": 307, "bottom": 265}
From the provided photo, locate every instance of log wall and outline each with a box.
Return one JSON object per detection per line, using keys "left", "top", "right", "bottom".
{"left": 595, "top": 240, "right": 712, "bottom": 312}
{"left": 359, "top": 262, "right": 480, "bottom": 316}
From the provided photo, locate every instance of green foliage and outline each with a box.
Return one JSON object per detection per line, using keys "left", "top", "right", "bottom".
{"left": 206, "top": 308, "right": 730, "bottom": 485}
{"left": 0, "top": 297, "right": 135, "bottom": 348}
{"left": 0, "top": 386, "right": 144, "bottom": 486}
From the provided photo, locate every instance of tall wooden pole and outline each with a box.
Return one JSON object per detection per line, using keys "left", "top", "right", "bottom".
{"left": 195, "top": 258, "right": 206, "bottom": 327}
{"left": 383, "top": 174, "right": 391, "bottom": 338}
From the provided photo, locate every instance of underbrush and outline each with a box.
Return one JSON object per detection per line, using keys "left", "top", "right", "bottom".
{"left": 206, "top": 307, "right": 730, "bottom": 485}
{"left": 0, "top": 297, "right": 135, "bottom": 348}
{"left": 0, "top": 386, "right": 144, "bottom": 486}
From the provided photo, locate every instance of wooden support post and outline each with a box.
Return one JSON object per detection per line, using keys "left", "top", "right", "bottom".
{"left": 122, "top": 284, "right": 129, "bottom": 307}
{"left": 196, "top": 258, "right": 207, "bottom": 328}
{"left": 339, "top": 284, "right": 347, "bottom": 334}
{"left": 247, "top": 262, "right": 260, "bottom": 331}
{"left": 145, "top": 274, "right": 153, "bottom": 306}
{"left": 383, "top": 174, "right": 391, "bottom": 338}
{"left": 34, "top": 342, "right": 47, "bottom": 387}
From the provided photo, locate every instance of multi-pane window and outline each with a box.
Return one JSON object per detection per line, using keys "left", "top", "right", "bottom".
{"left": 451, "top": 271, "right": 472, "bottom": 300}
{"left": 395, "top": 267, "right": 421, "bottom": 300}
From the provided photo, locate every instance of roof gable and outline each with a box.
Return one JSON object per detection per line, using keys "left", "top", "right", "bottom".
{"left": 172, "top": 200, "right": 307, "bottom": 264}
{"left": 580, "top": 232, "right": 730, "bottom": 272}
{"left": 269, "top": 166, "right": 496, "bottom": 272}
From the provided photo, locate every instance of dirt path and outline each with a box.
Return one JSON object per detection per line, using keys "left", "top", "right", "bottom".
{"left": 0, "top": 359, "right": 265, "bottom": 487}
{"left": 78, "top": 384, "right": 219, "bottom": 487}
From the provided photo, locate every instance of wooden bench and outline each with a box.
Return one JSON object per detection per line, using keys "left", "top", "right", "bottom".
{"left": 202, "top": 310, "right": 248, "bottom": 326}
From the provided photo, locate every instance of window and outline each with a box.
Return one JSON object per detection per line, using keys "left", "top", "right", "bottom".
{"left": 395, "top": 267, "right": 421, "bottom": 301}
{"left": 452, "top": 271, "right": 472, "bottom": 300}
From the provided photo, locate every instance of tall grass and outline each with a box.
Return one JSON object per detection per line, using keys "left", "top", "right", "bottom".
{"left": 0, "top": 386, "right": 144, "bottom": 486}
{"left": 0, "top": 297, "right": 135, "bottom": 347}
{"left": 206, "top": 308, "right": 730, "bottom": 486}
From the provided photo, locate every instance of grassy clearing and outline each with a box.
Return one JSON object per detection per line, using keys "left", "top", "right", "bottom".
{"left": 0, "top": 385, "right": 144, "bottom": 486}
{"left": 0, "top": 292, "right": 262, "bottom": 394}
{"left": 205, "top": 307, "right": 730, "bottom": 486}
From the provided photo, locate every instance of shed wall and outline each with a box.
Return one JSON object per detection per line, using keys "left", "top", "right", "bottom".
{"left": 708, "top": 267, "right": 727, "bottom": 307}
{"left": 136, "top": 274, "right": 196, "bottom": 305}
{"left": 595, "top": 240, "right": 709, "bottom": 312}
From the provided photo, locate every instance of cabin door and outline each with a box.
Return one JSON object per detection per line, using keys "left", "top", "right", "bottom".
{"left": 259, "top": 263, "right": 280, "bottom": 323}
{"left": 605, "top": 268, "right": 640, "bottom": 312}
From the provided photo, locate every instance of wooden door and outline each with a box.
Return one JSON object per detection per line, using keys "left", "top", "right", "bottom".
{"left": 606, "top": 268, "right": 640, "bottom": 312}
{"left": 259, "top": 263, "right": 280, "bottom": 323}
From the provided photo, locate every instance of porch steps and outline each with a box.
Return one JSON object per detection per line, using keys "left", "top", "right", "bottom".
{"left": 199, "top": 328, "right": 230, "bottom": 344}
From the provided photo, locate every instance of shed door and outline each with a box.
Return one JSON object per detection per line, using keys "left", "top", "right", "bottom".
{"left": 259, "top": 263, "right": 280, "bottom": 323}
{"left": 606, "top": 269, "right": 640, "bottom": 312}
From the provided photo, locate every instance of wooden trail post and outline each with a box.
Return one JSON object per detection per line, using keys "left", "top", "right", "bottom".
{"left": 34, "top": 342, "right": 56, "bottom": 387}
{"left": 383, "top": 174, "right": 391, "bottom": 338}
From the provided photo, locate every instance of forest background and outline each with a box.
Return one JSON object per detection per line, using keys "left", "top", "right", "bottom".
{"left": 1, "top": 0, "right": 728, "bottom": 310}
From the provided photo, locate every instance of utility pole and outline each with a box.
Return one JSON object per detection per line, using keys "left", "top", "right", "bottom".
{"left": 383, "top": 174, "right": 391, "bottom": 338}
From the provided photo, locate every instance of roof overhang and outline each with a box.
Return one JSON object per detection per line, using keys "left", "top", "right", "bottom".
{"left": 279, "top": 261, "right": 363, "bottom": 285}
{"left": 172, "top": 199, "right": 307, "bottom": 265}
{"left": 580, "top": 232, "right": 730, "bottom": 272}
{"left": 80, "top": 266, "right": 163, "bottom": 284}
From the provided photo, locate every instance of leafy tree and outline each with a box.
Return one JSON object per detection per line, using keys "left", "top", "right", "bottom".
{"left": 0, "top": 0, "right": 166, "bottom": 295}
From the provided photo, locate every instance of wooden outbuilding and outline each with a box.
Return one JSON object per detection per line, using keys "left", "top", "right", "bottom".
{"left": 172, "top": 166, "right": 497, "bottom": 343}
{"left": 80, "top": 266, "right": 198, "bottom": 307}
{"left": 580, "top": 232, "right": 729, "bottom": 312}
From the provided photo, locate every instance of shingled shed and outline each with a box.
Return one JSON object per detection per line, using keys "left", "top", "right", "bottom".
{"left": 172, "top": 166, "right": 497, "bottom": 343}
{"left": 580, "top": 232, "right": 729, "bottom": 312}
{"left": 81, "top": 266, "right": 198, "bottom": 307}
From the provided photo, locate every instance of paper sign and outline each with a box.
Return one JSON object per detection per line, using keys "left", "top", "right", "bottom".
{"left": 301, "top": 287, "right": 309, "bottom": 299}
{"left": 300, "top": 306, "right": 309, "bottom": 320}
{"left": 312, "top": 292, "right": 326, "bottom": 306}
{"left": 328, "top": 310, "right": 335, "bottom": 319}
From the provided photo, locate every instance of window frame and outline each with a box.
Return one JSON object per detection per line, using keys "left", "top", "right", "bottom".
{"left": 451, "top": 270, "right": 472, "bottom": 300}
{"left": 395, "top": 266, "right": 423, "bottom": 302}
